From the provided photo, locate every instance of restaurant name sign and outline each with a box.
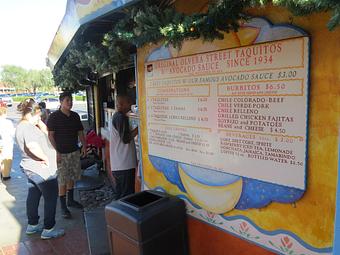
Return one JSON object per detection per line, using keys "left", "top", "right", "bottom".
{"left": 145, "top": 36, "right": 310, "bottom": 189}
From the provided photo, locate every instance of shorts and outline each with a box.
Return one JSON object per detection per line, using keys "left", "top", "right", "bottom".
{"left": 57, "top": 150, "right": 81, "bottom": 185}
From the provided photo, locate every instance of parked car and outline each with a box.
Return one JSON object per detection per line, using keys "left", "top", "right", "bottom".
{"left": 0, "top": 100, "right": 6, "bottom": 107}
{"left": 76, "top": 91, "right": 86, "bottom": 96}
{"left": 76, "top": 110, "right": 88, "bottom": 122}
{"left": 34, "top": 95, "right": 42, "bottom": 102}
{"left": 0, "top": 95, "right": 13, "bottom": 107}
{"left": 42, "top": 98, "right": 60, "bottom": 111}
{"left": 75, "top": 110, "right": 89, "bottom": 131}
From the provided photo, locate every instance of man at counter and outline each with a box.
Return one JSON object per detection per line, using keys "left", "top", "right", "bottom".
{"left": 47, "top": 92, "right": 86, "bottom": 218}
{"left": 108, "top": 94, "right": 138, "bottom": 199}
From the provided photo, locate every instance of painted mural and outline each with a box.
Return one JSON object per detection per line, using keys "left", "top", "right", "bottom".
{"left": 138, "top": 17, "right": 336, "bottom": 255}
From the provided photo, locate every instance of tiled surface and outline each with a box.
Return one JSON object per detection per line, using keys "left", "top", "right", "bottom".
{"left": 0, "top": 144, "right": 89, "bottom": 255}
{"left": 0, "top": 227, "right": 89, "bottom": 255}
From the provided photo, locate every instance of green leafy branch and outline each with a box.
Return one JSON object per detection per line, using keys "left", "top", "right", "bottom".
{"left": 52, "top": 0, "right": 339, "bottom": 90}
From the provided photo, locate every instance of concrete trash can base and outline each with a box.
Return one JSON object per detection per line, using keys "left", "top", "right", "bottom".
{"left": 105, "top": 190, "right": 188, "bottom": 255}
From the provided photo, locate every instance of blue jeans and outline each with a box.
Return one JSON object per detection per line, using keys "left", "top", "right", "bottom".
{"left": 27, "top": 175, "right": 58, "bottom": 229}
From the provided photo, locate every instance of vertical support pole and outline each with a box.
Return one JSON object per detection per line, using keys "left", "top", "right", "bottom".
{"left": 134, "top": 53, "right": 144, "bottom": 191}
{"left": 94, "top": 84, "right": 101, "bottom": 135}
{"left": 333, "top": 133, "right": 340, "bottom": 254}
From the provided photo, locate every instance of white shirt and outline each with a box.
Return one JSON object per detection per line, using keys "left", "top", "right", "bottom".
{"left": 109, "top": 120, "right": 137, "bottom": 171}
{"left": 0, "top": 117, "right": 15, "bottom": 159}
{"left": 15, "top": 122, "right": 57, "bottom": 180}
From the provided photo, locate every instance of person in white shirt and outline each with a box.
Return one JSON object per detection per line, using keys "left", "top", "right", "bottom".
{"left": 108, "top": 94, "right": 138, "bottom": 199}
{"left": 16, "top": 99, "right": 64, "bottom": 239}
{"left": 0, "top": 103, "right": 15, "bottom": 181}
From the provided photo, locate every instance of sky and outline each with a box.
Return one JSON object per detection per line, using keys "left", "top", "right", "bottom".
{"left": 0, "top": 0, "right": 67, "bottom": 70}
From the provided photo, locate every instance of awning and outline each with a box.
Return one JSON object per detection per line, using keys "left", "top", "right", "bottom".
{"left": 47, "top": 0, "right": 138, "bottom": 69}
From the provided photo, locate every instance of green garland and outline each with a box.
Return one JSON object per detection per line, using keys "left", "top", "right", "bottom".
{"left": 104, "top": 0, "right": 247, "bottom": 48}
{"left": 53, "top": 0, "right": 340, "bottom": 91}
{"left": 272, "top": 0, "right": 340, "bottom": 30}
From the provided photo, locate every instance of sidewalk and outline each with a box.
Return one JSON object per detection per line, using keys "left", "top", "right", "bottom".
{"left": 0, "top": 144, "right": 89, "bottom": 255}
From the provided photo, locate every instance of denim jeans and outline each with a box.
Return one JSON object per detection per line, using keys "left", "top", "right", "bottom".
{"left": 27, "top": 175, "right": 58, "bottom": 229}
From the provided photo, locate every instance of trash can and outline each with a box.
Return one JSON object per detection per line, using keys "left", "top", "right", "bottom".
{"left": 105, "top": 190, "right": 188, "bottom": 255}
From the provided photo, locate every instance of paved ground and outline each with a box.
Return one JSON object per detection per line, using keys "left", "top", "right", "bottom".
{"left": 0, "top": 102, "right": 90, "bottom": 255}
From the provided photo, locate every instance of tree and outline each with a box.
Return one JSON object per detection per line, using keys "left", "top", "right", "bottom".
{"left": 27, "top": 70, "right": 40, "bottom": 94}
{"left": 0, "top": 65, "right": 55, "bottom": 93}
{"left": 39, "top": 69, "right": 54, "bottom": 91}
{"left": 0, "top": 65, "right": 28, "bottom": 91}
{"left": 27, "top": 69, "right": 55, "bottom": 94}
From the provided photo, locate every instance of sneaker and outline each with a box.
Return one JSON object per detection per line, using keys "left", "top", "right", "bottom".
{"left": 26, "top": 224, "right": 43, "bottom": 235}
{"left": 41, "top": 227, "right": 65, "bottom": 240}
{"left": 61, "top": 208, "right": 72, "bottom": 219}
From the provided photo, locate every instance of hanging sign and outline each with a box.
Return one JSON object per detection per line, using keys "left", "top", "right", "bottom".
{"left": 145, "top": 36, "right": 310, "bottom": 189}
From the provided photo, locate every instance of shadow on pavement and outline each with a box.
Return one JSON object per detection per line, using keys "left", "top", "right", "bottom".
{"left": 0, "top": 143, "right": 89, "bottom": 254}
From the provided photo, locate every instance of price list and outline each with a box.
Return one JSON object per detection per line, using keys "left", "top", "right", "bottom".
{"left": 145, "top": 37, "right": 310, "bottom": 189}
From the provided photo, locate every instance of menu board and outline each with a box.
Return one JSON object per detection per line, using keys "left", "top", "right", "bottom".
{"left": 145, "top": 37, "right": 309, "bottom": 189}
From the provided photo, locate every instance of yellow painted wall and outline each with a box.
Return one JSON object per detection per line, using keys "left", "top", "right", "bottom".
{"left": 137, "top": 2, "right": 340, "bottom": 250}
